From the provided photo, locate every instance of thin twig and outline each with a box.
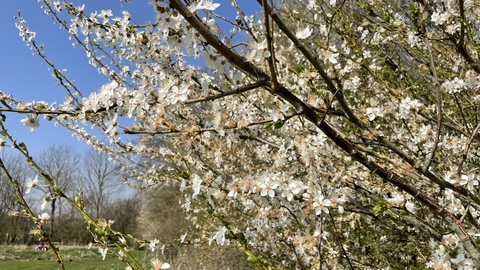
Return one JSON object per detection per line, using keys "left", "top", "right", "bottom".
{"left": 261, "top": 0, "right": 280, "bottom": 88}
{"left": 422, "top": 26, "right": 442, "bottom": 171}
{"left": 238, "top": 135, "right": 279, "bottom": 148}
{"left": 185, "top": 80, "right": 266, "bottom": 104}
{"left": 457, "top": 123, "right": 480, "bottom": 176}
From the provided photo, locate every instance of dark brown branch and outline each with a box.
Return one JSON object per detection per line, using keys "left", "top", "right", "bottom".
{"left": 261, "top": 0, "right": 280, "bottom": 88}
{"left": 185, "top": 80, "right": 266, "bottom": 104}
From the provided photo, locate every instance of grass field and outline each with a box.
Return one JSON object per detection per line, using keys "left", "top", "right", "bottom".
{"left": 0, "top": 245, "right": 154, "bottom": 270}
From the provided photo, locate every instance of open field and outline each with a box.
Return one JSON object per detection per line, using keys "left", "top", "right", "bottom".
{"left": 0, "top": 245, "right": 154, "bottom": 270}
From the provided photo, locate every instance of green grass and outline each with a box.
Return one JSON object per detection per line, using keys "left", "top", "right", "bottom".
{"left": 0, "top": 245, "right": 153, "bottom": 270}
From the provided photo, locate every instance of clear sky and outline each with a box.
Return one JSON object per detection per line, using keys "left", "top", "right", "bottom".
{"left": 0, "top": 1, "right": 259, "bottom": 156}
{"left": 0, "top": 1, "right": 154, "bottom": 156}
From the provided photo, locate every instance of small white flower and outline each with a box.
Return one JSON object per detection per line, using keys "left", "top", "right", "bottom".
{"left": 296, "top": 26, "right": 312, "bottom": 39}
{"left": 326, "top": 51, "right": 339, "bottom": 64}
{"left": 99, "top": 10, "right": 113, "bottom": 23}
{"left": 407, "top": 32, "right": 420, "bottom": 47}
{"left": 191, "top": 174, "right": 202, "bottom": 199}
{"left": 460, "top": 173, "right": 478, "bottom": 191}
{"left": 366, "top": 107, "right": 383, "bottom": 121}
{"left": 98, "top": 247, "right": 108, "bottom": 260}
{"left": 21, "top": 114, "right": 40, "bottom": 132}
{"left": 431, "top": 11, "right": 448, "bottom": 25}
{"left": 214, "top": 226, "right": 226, "bottom": 245}
{"left": 398, "top": 96, "right": 422, "bottom": 119}
{"left": 25, "top": 176, "right": 39, "bottom": 194}
{"left": 443, "top": 77, "right": 465, "bottom": 94}
{"left": 38, "top": 213, "right": 50, "bottom": 224}
{"left": 41, "top": 195, "right": 52, "bottom": 210}
{"left": 313, "top": 192, "right": 332, "bottom": 214}
{"left": 195, "top": 0, "right": 220, "bottom": 11}
{"left": 180, "top": 231, "right": 187, "bottom": 243}
{"left": 149, "top": 239, "right": 159, "bottom": 252}
{"left": 53, "top": 1, "right": 62, "bottom": 12}
{"left": 405, "top": 201, "right": 416, "bottom": 213}
{"left": 118, "top": 236, "right": 126, "bottom": 244}
{"left": 166, "top": 86, "right": 189, "bottom": 105}
{"left": 160, "top": 263, "right": 171, "bottom": 269}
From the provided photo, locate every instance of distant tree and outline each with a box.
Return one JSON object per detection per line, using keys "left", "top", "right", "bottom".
{"left": 136, "top": 186, "right": 252, "bottom": 269}
{"left": 103, "top": 194, "right": 142, "bottom": 237}
{"left": 82, "top": 148, "right": 122, "bottom": 219}
{"left": 37, "top": 145, "right": 81, "bottom": 240}
{"left": 0, "top": 152, "right": 33, "bottom": 244}
{"left": 137, "top": 187, "right": 190, "bottom": 243}
{"left": 54, "top": 205, "right": 91, "bottom": 245}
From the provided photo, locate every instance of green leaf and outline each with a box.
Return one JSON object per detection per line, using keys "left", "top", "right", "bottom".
{"left": 212, "top": 211, "right": 224, "bottom": 219}
{"left": 175, "top": 168, "right": 190, "bottom": 179}
{"left": 293, "top": 63, "right": 305, "bottom": 73}
{"left": 264, "top": 119, "right": 285, "bottom": 129}
{"left": 236, "top": 232, "right": 247, "bottom": 244}
{"left": 18, "top": 142, "right": 28, "bottom": 152}
{"left": 53, "top": 185, "right": 61, "bottom": 195}
{"left": 273, "top": 119, "right": 285, "bottom": 129}
{"left": 247, "top": 255, "right": 260, "bottom": 264}
{"left": 13, "top": 194, "right": 20, "bottom": 204}
{"left": 409, "top": 3, "right": 420, "bottom": 16}
{"left": 373, "top": 199, "right": 388, "bottom": 217}
{"left": 263, "top": 122, "right": 273, "bottom": 129}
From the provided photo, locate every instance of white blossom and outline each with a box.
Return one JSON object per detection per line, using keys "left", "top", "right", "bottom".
{"left": 296, "top": 26, "right": 312, "bottom": 39}
{"left": 366, "top": 107, "right": 383, "bottom": 121}
{"left": 460, "top": 173, "right": 478, "bottom": 191}
{"left": 21, "top": 114, "right": 40, "bottom": 132}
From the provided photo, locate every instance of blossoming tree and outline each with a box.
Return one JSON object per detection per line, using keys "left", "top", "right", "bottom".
{"left": 1, "top": 0, "right": 480, "bottom": 269}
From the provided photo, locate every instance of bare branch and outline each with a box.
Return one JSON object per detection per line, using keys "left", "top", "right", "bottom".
{"left": 422, "top": 27, "right": 443, "bottom": 171}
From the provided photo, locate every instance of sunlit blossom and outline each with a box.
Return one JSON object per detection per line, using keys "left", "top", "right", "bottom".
{"left": 313, "top": 192, "right": 332, "bottom": 214}
{"left": 41, "top": 195, "right": 52, "bottom": 210}
{"left": 149, "top": 239, "right": 159, "bottom": 252}
{"left": 38, "top": 212, "right": 50, "bottom": 224}
{"left": 214, "top": 226, "right": 226, "bottom": 245}
{"left": 25, "top": 175, "right": 39, "bottom": 194}
{"left": 460, "top": 173, "right": 478, "bottom": 191}
{"left": 151, "top": 259, "right": 171, "bottom": 270}
{"left": 193, "top": 0, "right": 220, "bottom": 11}
{"left": 366, "top": 107, "right": 383, "bottom": 121}
{"left": 21, "top": 114, "right": 40, "bottom": 132}
{"left": 296, "top": 26, "right": 312, "bottom": 39}
{"left": 99, "top": 10, "right": 113, "bottom": 23}
{"left": 118, "top": 236, "right": 126, "bottom": 244}
{"left": 191, "top": 174, "right": 202, "bottom": 199}
{"left": 99, "top": 247, "right": 108, "bottom": 260}
{"left": 450, "top": 253, "right": 475, "bottom": 269}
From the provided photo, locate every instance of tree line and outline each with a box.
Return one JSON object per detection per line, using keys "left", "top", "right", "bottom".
{"left": 0, "top": 145, "right": 139, "bottom": 245}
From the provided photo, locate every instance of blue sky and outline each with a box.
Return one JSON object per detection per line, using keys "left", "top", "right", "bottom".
{"left": 0, "top": 1, "right": 155, "bottom": 156}
{"left": 0, "top": 1, "right": 259, "bottom": 156}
